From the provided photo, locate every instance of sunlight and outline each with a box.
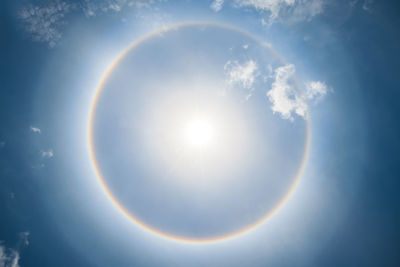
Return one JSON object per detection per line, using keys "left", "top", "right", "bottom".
{"left": 185, "top": 119, "right": 214, "bottom": 147}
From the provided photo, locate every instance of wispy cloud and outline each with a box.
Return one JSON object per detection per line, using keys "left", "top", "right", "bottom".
{"left": 40, "top": 149, "right": 54, "bottom": 159}
{"left": 18, "top": 0, "right": 73, "bottom": 47}
{"left": 266, "top": 64, "right": 328, "bottom": 120}
{"left": 233, "top": 0, "right": 324, "bottom": 24}
{"left": 210, "top": 0, "right": 225, "bottom": 12}
{"left": 29, "top": 125, "right": 54, "bottom": 163}
{"left": 0, "top": 247, "right": 19, "bottom": 267}
{"left": 132, "top": 8, "right": 172, "bottom": 32}
{"left": 305, "top": 80, "right": 328, "bottom": 100}
{"left": 0, "top": 232, "right": 29, "bottom": 267}
{"left": 235, "top": 0, "right": 295, "bottom": 20}
{"left": 362, "top": 0, "right": 374, "bottom": 12}
{"left": 18, "top": 0, "right": 164, "bottom": 47}
{"left": 30, "top": 126, "right": 41, "bottom": 134}
{"left": 18, "top": 233, "right": 29, "bottom": 247}
{"left": 224, "top": 60, "right": 259, "bottom": 99}
{"left": 80, "top": 0, "right": 126, "bottom": 17}
{"left": 80, "top": 0, "right": 164, "bottom": 17}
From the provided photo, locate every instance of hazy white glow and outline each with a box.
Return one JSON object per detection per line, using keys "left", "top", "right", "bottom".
{"left": 87, "top": 22, "right": 311, "bottom": 244}
{"left": 185, "top": 119, "right": 214, "bottom": 147}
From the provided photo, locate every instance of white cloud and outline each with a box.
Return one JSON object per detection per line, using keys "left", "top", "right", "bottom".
{"left": 291, "top": 0, "right": 324, "bottom": 20}
{"left": 41, "top": 149, "right": 54, "bottom": 159}
{"left": 30, "top": 126, "right": 41, "bottom": 134}
{"left": 0, "top": 247, "right": 7, "bottom": 267}
{"left": 267, "top": 64, "right": 302, "bottom": 119}
{"left": 266, "top": 64, "right": 327, "bottom": 120}
{"left": 18, "top": 0, "right": 73, "bottom": 47}
{"left": 234, "top": 0, "right": 324, "bottom": 23}
{"left": 210, "top": 0, "right": 224, "bottom": 12}
{"left": 0, "top": 247, "right": 20, "bottom": 267}
{"left": 79, "top": 0, "right": 164, "bottom": 17}
{"left": 225, "top": 60, "right": 258, "bottom": 89}
{"left": 9, "top": 252, "right": 19, "bottom": 267}
{"left": 235, "top": 0, "right": 295, "bottom": 20}
{"left": 224, "top": 60, "right": 259, "bottom": 99}
{"left": 362, "top": 0, "right": 373, "bottom": 12}
{"left": 0, "top": 232, "right": 29, "bottom": 267}
{"left": 80, "top": 0, "right": 125, "bottom": 17}
{"left": 305, "top": 80, "right": 328, "bottom": 100}
{"left": 18, "top": 0, "right": 164, "bottom": 46}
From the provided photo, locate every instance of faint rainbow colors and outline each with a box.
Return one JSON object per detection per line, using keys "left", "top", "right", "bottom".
{"left": 87, "top": 22, "right": 311, "bottom": 244}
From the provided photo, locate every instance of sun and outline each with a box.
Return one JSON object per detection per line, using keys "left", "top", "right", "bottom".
{"left": 185, "top": 119, "right": 214, "bottom": 147}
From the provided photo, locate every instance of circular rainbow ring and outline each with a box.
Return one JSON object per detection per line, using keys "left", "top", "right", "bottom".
{"left": 87, "top": 22, "right": 311, "bottom": 244}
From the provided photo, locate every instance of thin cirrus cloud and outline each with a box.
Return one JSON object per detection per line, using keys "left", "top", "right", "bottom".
{"left": 210, "top": 0, "right": 224, "bottom": 12}
{"left": 17, "top": 0, "right": 327, "bottom": 48}
{"left": 79, "top": 0, "right": 162, "bottom": 17}
{"left": 267, "top": 64, "right": 328, "bottom": 120}
{"left": 211, "top": 0, "right": 325, "bottom": 23}
{"left": 224, "top": 60, "right": 259, "bottom": 99}
{"left": 18, "top": 0, "right": 73, "bottom": 48}
{"left": 17, "top": 0, "right": 164, "bottom": 47}
{"left": 362, "top": 0, "right": 374, "bottom": 12}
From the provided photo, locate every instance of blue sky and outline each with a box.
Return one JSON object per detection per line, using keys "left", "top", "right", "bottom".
{"left": 1, "top": 0, "right": 400, "bottom": 266}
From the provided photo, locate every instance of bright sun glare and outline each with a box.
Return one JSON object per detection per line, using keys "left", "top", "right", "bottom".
{"left": 185, "top": 119, "right": 214, "bottom": 147}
